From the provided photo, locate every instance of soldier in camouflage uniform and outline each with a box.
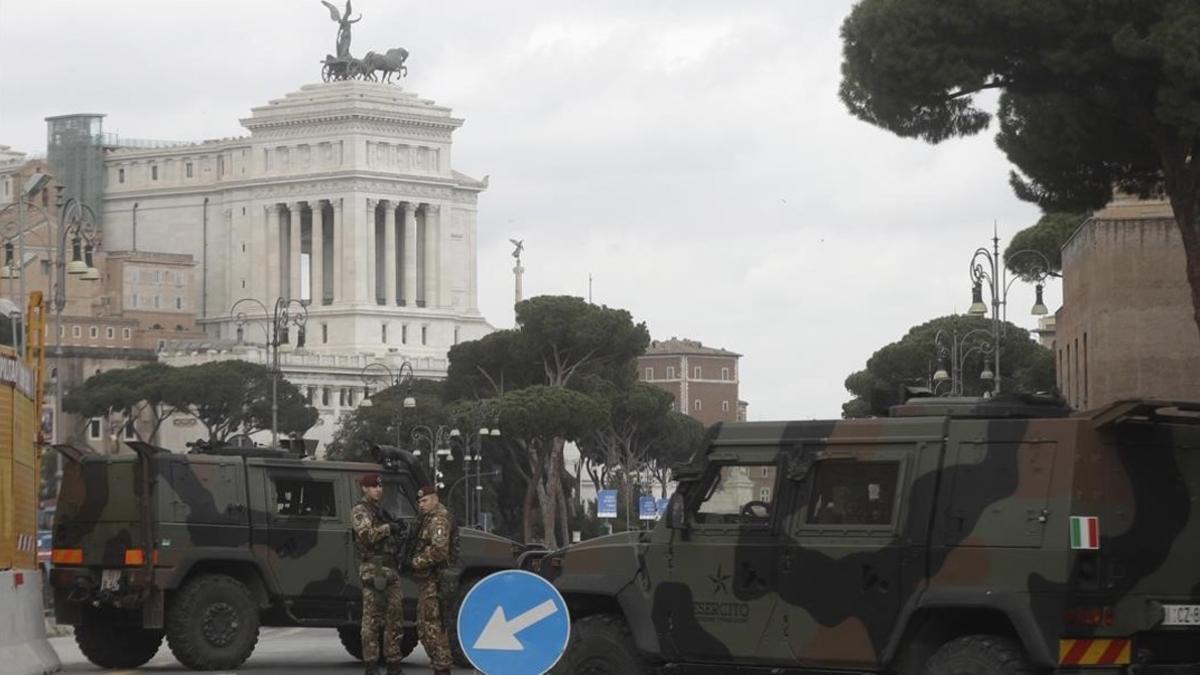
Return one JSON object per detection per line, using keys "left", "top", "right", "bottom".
{"left": 408, "top": 485, "right": 458, "bottom": 675}
{"left": 351, "top": 473, "right": 406, "bottom": 675}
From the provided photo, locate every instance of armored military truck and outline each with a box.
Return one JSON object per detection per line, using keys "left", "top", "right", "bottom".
{"left": 527, "top": 396, "right": 1200, "bottom": 674}
{"left": 48, "top": 441, "right": 525, "bottom": 670}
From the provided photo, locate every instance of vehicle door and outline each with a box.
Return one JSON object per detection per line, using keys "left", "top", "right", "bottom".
{"left": 263, "top": 467, "right": 353, "bottom": 618}
{"left": 648, "top": 454, "right": 789, "bottom": 665}
{"left": 779, "top": 443, "right": 912, "bottom": 669}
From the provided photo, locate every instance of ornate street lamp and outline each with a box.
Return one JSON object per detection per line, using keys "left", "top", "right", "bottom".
{"left": 967, "top": 227, "right": 1056, "bottom": 395}
{"left": 933, "top": 328, "right": 994, "bottom": 397}
{"left": 230, "top": 296, "right": 308, "bottom": 449}
{"left": 359, "top": 361, "right": 415, "bottom": 448}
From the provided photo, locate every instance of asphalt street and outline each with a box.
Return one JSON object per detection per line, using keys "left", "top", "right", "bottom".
{"left": 52, "top": 627, "right": 478, "bottom": 674}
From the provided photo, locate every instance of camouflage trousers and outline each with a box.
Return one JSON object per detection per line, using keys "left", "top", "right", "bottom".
{"left": 416, "top": 575, "right": 453, "bottom": 670}
{"left": 361, "top": 566, "right": 404, "bottom": 665}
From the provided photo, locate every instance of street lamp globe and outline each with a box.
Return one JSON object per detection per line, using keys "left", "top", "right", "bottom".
{"left": 980, "top": 367, "right": 995, "bottom": 381}
{"left": 449, "top": 428, "right": 461, "bottom": 438}
{"left": 1031, "top": 283, "right": 1049, "bottom": 316}
{"left": 933, "top": 368, "right": 950, "bottom": 383}
{"left": 968, "top": 282, "right": 988, "bottom": 316}
{"left": 360, "top": 396, "right": 373, "bottom": 408}
{"left": 402, "top": 395, "right": 416, "bottom": 409}
{"left": 490, "top": 428, "right": 501, "bottom": 437}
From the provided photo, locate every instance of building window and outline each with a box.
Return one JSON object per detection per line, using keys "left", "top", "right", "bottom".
{"left": 175, "top": 297, "right": 182, "bottom": 310}
{"left": 421, "top": 325, "right": 428, "bottom": 345}
{"left": 122, "top": 328, "right": 132, "bottom": 340}
{"left": 722, "top": 401, "right": 730, "bottom": 412}
{"left": 123, "top": 419, "right": 137, "bottom": 441}
{"left": 118, "top": 168, "right": 125, "bottom": 183}
{"left": 71, "top": 326, "right": 81, "bottom": 338}
{"left": 321, "top": 323, "right": 328, "bottom": 344}
{"left": 306, "top": 387, "right": 314, "bottom": 404}
{"left": 151, "top": 164, "right": 158, "bottom": 180}
{"left": 131, "top": 294, "right": 139, "bottom": 308}
{"left": 693, "top": 366, "right": 702, "bottom": 379}
{"left": 644, "top": 367, "right": 653, "bottom": 380}
{"left": 381, "top": 323, "right": 388, "bottom": 343}
{"left": 106, "top": 327, "right": 115, "bottom": 340}
{"left": 666, "top": 366, "right": 675, "bottom": 379}
{"left": 153, "top": 295, "right": 161, "bottom": 309}
{"left": 156, "top": 339, "right": 166, "bottom": 351}
{"left": 339, "top": 388, "right": 347, "bottom": 407}
{"left": 759, "top": 487, "right": 772, "bottom": 501}
{"left": 40, "top": 260, "right": 50, "bottom": 275}
{"left": 321, "top": 388, "right": 330, "bottom": 406}
{"left": 693, "top": 399, "right": 702, "bottom": 412}
{"left": 58, "top": 326, "right": 64, "bottom": 337}
{"left": 88, "top": 326, "right": 98, "bottom": 339}
{"left": 401, "top": 324, "right": 408, "bottom": 344}
{"left": 186, "top": 162, "right": 194, "bottom": 178}
{"left": 721, "top": 367, "right": 730, "bottom": 381}
{"left": 87, "top": 418, "right": 102, "bottom": 440}
{"left": 454, "top": 327, "right": 460, "bottom": 345}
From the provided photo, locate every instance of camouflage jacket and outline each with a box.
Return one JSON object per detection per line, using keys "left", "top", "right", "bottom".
{"left": 351, "top": 497, "right": 398, "bottom": 578}
{"left": 409, "top": 503, "right": 458, "bottom": 580}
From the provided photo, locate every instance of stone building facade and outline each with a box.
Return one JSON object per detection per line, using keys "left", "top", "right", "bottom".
{"left": 96, "top": 82, "right": 492, "bottom": 356}
{"left": 637, "top": 337, "right": 746, "bottom": 426}
{"left": 1056, "top": 195, "right": 1200, "bottom": 409}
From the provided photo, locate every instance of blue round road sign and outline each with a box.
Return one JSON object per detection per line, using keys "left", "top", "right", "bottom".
{"left": 456, "top": 570, "right": 571, "bottom": 675}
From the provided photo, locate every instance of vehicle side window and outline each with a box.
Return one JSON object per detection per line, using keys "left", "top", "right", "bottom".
{"left": 274, "top": 479, "right": 337, "bottom": 518}
{"left": 693, "top": 464, "right": 776, "bottom": 526}
{"left": 806, "top": 461, "right": 899, "bottom": 526}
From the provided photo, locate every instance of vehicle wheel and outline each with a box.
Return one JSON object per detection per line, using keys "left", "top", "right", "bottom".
{"left": 337, "top": 625, "right": 363, "bottom": 661}
{"left": 75, "top": 608, "right": 163, "bottom": 668}
{"left": 552, "top": 614, "right": 653, "bottom": 675}
{"left": 447, "top": 576, "right": 477, "bottom": 668}
{"left": 923, "top": 634, "right": 1034, "bottom": 675}
{"left": 166, "top": 573, "right": 260, "bottom": 670}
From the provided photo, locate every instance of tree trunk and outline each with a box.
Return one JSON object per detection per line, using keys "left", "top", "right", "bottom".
{"left": 1157, "top": 136, "right": 1200, "bottom": 340}
{"left": 523, "top": 442, "right": 540, "bottom": 544}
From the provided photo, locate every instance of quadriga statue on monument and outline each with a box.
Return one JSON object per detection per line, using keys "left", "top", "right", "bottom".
{"left": 318, "top": 0, "right": 410, "bottom": 84}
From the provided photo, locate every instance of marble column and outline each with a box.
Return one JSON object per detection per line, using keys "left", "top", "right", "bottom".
{"left": 312, "top": 200, "right": 325, "bottom": 305}
{"left": 402, "top": 201, "right": 418, "bottom": 307}
{"left": 266, "top": 203, "right": 281, "bottom": 302}
{"left": 289, "top": 201, "right": 303, "bottom": 301}
{"left": 363, "top": 198, "right": 376, "bottom": 304}
{"left": 383, "top": 201, "right": 397, "bottom": 306}
{"left": 423, "top": 204, "right": 439, "bottom": 308}
{"left": 331, "top": 198, "right": 343, "bottom": 303}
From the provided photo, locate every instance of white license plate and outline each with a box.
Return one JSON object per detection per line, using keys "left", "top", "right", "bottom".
{"left": 100, "top": 569, "right": 121, "bottom": 592}
{"left": 1163, "top": 604, "right": 1200, "bottom": 626}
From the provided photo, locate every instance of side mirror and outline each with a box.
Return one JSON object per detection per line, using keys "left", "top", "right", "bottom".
{"left": 664, "top": 492, "right": 688, "bottom": 531}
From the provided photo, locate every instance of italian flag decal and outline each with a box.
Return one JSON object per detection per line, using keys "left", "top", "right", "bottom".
{"left": 1070, "top": 516, "right": 1100, "bottom": 550}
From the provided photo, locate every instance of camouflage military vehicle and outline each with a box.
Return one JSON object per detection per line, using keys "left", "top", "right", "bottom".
{"left": 48, "top": 441, "right": 525, "bottom": 670}
{"left": 527, "top": 396, "right": 1200, "bottom": 674}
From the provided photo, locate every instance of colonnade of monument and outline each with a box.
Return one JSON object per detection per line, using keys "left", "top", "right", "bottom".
{"left": 263, "top": 198, "right": 441, "bottom": 308}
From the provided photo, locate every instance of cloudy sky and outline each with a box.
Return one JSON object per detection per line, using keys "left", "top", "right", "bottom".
{"left": 0, "top": 1, "right": 1054, "bottom": 420}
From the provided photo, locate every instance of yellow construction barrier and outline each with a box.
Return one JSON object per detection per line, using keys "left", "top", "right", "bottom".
{"left": 1, "top": 292, "right": 59, "bottom": 674}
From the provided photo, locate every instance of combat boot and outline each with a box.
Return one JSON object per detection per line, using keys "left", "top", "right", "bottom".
{"left": 384, "top": 662, "right": 405, "bottom": 675}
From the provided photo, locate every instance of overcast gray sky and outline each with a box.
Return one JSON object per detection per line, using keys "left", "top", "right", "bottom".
{"left": 0, "top": 1, "right": 1053, "bottom": 420}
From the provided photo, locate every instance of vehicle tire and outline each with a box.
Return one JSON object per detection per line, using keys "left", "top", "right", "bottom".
{"left": 446, "top": 576, "right": 477, "bottom": 668}
{"left": 166, "top": 573, "right": 260, "bottom": 671}
{"left": 75, "top": 608, "right": 163, "bottom": 668}
{"left": 552, "top": 613, "right": 653, "bottom": 675}
{"left": 923, "top": 634, "right": 1034, "bottom": 675}
{"left": 337, "top": 625, "right": 363, "bottom": 661}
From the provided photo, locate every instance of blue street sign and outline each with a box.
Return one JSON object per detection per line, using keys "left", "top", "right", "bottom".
{"left": 596, "top": 489, "right": 617, "bottom": 518}
{"left": 457, "top": 570, "right": 571, "bottom": 675}
{"left": 638, "top": 495, "right": 657, "bottom": 520}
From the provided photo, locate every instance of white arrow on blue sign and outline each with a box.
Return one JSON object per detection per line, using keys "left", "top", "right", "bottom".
{"left": 457, "top": 570, "right": 571, "bottom": 675}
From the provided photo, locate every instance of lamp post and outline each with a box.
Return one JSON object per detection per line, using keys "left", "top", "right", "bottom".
{"left": 230, "top": 296, "right": 308, "bottom": 449}
{"left": 967, "top": 229, "right": 1055, "bottom": 395}
{"left": 448, "top": 424, "right": 500, "bottom": 528}
{"left": 358, "top": 360, "right": 415, "bottom": 448}
{"left": 932, "top": 328, "right": 994, "bottom": 396}
{"left": 411, "top": 425, "right": 454, "bottom": 491}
